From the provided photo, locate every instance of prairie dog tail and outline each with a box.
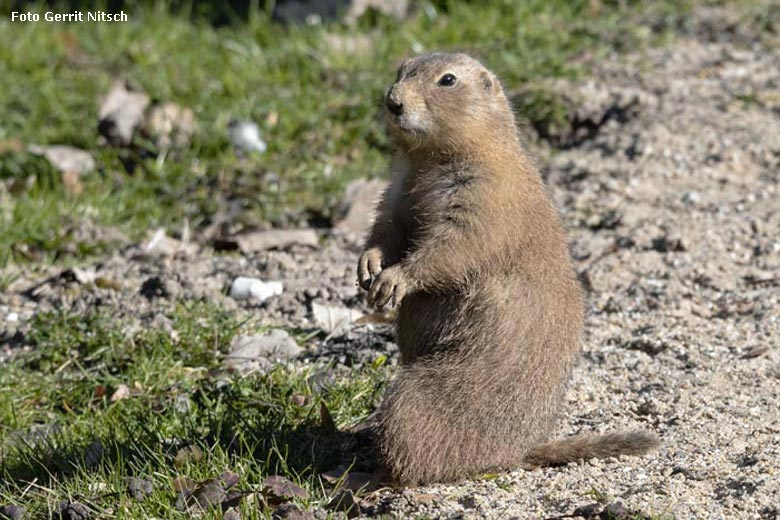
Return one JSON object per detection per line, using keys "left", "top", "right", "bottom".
{"left": 522, "top": 430, "right": 660, "bottom": 468}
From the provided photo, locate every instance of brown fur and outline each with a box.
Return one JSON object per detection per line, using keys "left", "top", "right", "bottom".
{"left": 357, "top": 52, "right": 659, "bottom": 486}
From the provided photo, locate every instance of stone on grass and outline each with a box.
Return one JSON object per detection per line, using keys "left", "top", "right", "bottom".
{"left": 126, "top": 477, "right": 153, "bottom": 502}
{"left": 227, "top": 120, "right": 266, "bottom": 154}
{"left": 143, "top": 102, "right": 196, "bottom": 150}
{"left": 272, "top": 503, "right": 315, "bottom": 519}
{"left": 225, "top": 330, "right": 302, "bottom": 375}
{"left": 27, "top": 145, "right": 95, "bottom": 175}
{"left": 0, "top": 505, "right": 26, "bottom": 520}
{"left": 54, "top": 501, "right": 90, "bottom": 520}
{"left": 98, "top": 81, "right": 150, "bottom": 146}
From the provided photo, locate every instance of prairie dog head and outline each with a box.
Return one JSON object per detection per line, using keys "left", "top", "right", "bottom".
{"left": 384, "top": 52, "right": 515, "bottom": 152}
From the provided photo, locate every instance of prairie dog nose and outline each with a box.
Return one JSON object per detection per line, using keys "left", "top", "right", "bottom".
{"left": 385, "top": 93, "right": 403, "bottom": 116}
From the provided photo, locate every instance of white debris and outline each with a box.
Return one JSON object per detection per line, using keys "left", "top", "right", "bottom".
{"left": 227, "top": 120, "right": 267, "bottom": 154}
{"left": 229, "top": 277, "right": 283, "bottom": 302}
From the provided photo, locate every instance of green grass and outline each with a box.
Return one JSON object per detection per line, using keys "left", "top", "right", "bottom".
{"left": 0, "top": 0, "right": 700, "bottom": 267}
{"left": 0, "top": 302, "right": 389, "bottom": 517}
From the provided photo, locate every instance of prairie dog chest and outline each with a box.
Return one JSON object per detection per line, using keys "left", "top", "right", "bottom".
{"left": 408, "top": 163, "right": 480, "bottom": 232}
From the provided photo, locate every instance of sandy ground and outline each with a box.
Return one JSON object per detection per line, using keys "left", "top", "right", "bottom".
{"left": 2, "top": 12, "right": 780, "bottom": 520}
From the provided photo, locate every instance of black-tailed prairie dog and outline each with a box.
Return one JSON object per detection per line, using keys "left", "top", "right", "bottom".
{"left": 357, "top": 52, "right": 658, "bottom": 486}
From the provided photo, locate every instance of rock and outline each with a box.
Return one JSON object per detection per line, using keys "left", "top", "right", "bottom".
{"left": 321, "top": 469, "right": 377, "bottom": 492}
{"left": 126, "top": 477, "right": 153, "bottom": 502}
{"left": 143, "top": 102, "right": 196, "bottom": 150}
{"left": 54, "top": 501, "right": 90, "bottom": 520}
{"left": 272, "top": 503, "right": 316, "bottom": 519}
{"left": 225, "top": 330, "right": 302, "bottom": 375}
{"left": 190, "top": 479, "right": 227, "bottom": 511}
{"left": 219, "top": 471, "right": 240, "bottom": 489}
{"left": 27, "top": 145, "right": 95, "bottom": 175}
{"left": 333, "top": 178, "right": 387, "bottom": 237}
{"left": 139, "top": 276, "right": 177, "bottom": 300}
{"left": 232, "top": 229, "right": 319, "bottom": 254}
{"left": 0, "top": 505, "right": 26, "bottom": 520}
{"left": 229, "top": 277, "right": 284, "bottom": 302}
{"left": 227, "top": 120, "right": 266, "bottom": 154}
{"left": 98, "top": 81, "right": 150, "bottom": 146}
{"left": 110, "top": 384, "right": 131, "bottom": 402}
{"left": 311, "top": 302, "right": 363, "bottom": 336}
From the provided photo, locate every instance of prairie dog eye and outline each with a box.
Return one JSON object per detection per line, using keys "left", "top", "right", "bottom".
{"left": 437, "top": 73, "right": 457, "bottom": 87}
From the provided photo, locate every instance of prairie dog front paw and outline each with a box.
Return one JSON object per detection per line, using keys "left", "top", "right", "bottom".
{"left": 367, "top": 265, "right": 410, "bottom": 309}
{"left": 358, "top": 247, "right": 385, "bottom": 290}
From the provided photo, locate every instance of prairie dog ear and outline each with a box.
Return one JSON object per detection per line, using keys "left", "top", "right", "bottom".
{"left": 479, "top": 70, "right": 494, "bottom": 92}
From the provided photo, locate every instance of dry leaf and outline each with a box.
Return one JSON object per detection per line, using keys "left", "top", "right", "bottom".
{"left": 262, "top": 475, "right": 309, "bottom": 504}
{"left": 174, "top": 445, "right": 204, "bottom": 467}
{"left": 61, "top": 170, "right": 83, "bottom": 194}
{"left": 311, "top": 303, "right": 363, "bottom": 336}
{"left": 0, "top": 138, "right": 23, "bottom": 154}
{"left": 320, "top": 402, "right": 337, "bottom": 432}
{"left": 172, "top": 477, "right": 197, "bottom": 493}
